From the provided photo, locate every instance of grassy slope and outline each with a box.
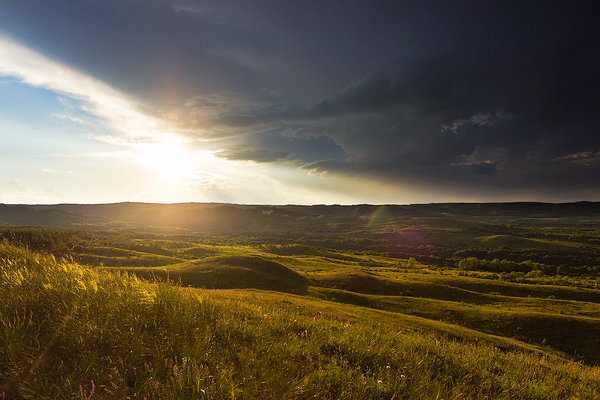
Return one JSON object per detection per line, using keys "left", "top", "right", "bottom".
{"left": 114, "top": 245, "right": 600, "bottom": 366}
{"left": 3, "top": 242, "right": 600, "bottom": 399}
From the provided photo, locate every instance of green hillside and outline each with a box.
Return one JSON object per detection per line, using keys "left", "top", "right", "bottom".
{"left": 117, "top": 246, "right": 600, "bottom": 365}
{"left": 2, "top": 203, "right": 600, "bottom": 398}
{"left": 3, "top": 241, "right": 600, "bottom": 398}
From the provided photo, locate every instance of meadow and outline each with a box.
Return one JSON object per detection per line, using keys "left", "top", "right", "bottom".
{"left": 2, "top": 202, "right": 600, "bottom": 398}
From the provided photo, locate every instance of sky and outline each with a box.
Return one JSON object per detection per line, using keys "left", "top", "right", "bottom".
{"left": 0, "top": 1, "right": 599, "bottom": 205}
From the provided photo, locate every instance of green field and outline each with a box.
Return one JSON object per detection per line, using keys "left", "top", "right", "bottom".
{"left": 2, "top": 202, "right": 600, "bottom": 398}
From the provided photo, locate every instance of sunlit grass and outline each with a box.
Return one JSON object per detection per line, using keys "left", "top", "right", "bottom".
{"left": 2, "top": 241, "right": 600, "bottom": 399}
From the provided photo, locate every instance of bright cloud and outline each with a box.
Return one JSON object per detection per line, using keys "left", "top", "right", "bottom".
{"left": 441, "top": 113, "right": 496, "bottom": 135}
{"left": 0, "top": 35, "right": 166, "bottom": 138}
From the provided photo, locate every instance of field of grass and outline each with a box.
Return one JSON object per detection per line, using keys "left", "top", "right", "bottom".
{"left": 3, "top": 241, "right": 600, "bottom": 399}
{"left": 112, "top": 244, "right": 600, "bottom": 365}
{"left": 3, "top": 203, "right": 600, "bottom": 399}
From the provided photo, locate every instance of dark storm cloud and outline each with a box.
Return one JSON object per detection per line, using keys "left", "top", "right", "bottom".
{"left": 194, "top": 59, "right": 483, "bottom": 132}
{"left": 195, "top": 1, "right": 600, "bottom": 199}
{"left": 200, "top": 43, "right": 599, "bottom": 148}
{"left": 281, "top": 126, "right": 337, "bottom": 140}
{"left": 470, "top": 162, "right": 498, "bottom": 176}
{"left": 218, "top": 147, "right": 291, "bottom": 163}
{"left": 2, "top": 0, "right": 599, "bottom": 200}
{"left": 193, "top": 72, "right": 398, "bottom": 130}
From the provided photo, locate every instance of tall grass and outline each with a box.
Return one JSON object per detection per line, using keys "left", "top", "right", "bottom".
{"left": 2, "top": 241, "right": 600, "bottom": 399}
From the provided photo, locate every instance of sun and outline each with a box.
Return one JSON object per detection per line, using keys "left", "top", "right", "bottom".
{"left": 137, "top": 137, "right": 195, "bottom": 178}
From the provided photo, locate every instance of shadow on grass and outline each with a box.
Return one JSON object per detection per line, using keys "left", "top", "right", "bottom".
{"left": 122, "top": 256, "right": 310, "bottom": 295}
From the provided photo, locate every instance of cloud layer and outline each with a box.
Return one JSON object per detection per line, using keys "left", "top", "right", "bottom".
{"left": 1, "top": 1, "right": 599, "bottom": 203}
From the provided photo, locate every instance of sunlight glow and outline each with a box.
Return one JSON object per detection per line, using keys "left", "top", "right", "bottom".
{"left": 0, "top": 34, "right": 441, "bottom": 205}
{"left": 136, "top": 137, "right": 197, "bottom": 178}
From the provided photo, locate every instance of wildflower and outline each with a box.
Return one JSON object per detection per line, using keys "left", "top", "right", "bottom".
{"left": 400, "top": 374, "right": 406, "bottom": 379}
{"left": 386, "top": 365, "right": 391, "bottom": 369}
{"left": 173, "top": 365, "right": 181, "bottom": 377}
{"left": 79, "top": 380, "right": 95, "bottom": 400}
{"left": 377, "top": 380, "right": 383, "bottom": 384}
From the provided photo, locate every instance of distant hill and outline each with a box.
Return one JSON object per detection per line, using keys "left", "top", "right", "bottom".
{"left": 0, "top": 204, "right": 110, "bottom": 227}
{"left": 407, "top": 201, "right": 600, "bottom": 218}
{"left": 1, "top": 201, "right": 600, "bottom": 232}
{"left": 283, "top": 202, "right": 600, "bottom": 218}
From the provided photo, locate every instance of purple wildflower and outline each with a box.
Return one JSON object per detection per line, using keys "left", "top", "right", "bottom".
{"left": 79, "top": 380, "right": 95, "bottom": 400}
